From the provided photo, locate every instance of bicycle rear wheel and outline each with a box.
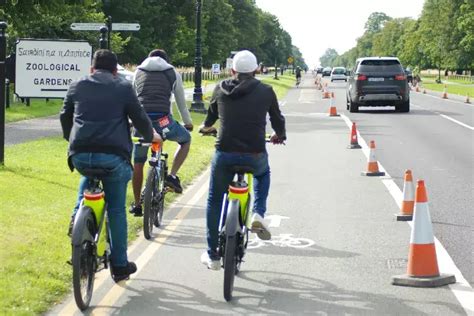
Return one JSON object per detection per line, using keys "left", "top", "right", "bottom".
{"left": 143, "top": 167, "right": 158, "bottom": 239}
{"left": 223, "top": 200, "right": 240, "bottom": 302}
{"left": 72, "top": 206, "right": 97, "bottom": 311}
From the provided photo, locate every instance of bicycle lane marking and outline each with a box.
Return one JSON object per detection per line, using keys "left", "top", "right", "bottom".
{"left": 341, "top": 113, "right": 474, "bottom": 316}
{"left": 90, "top": 179, "right": 209, "bottom": 315}
{"left": 56, "top": 169, "right": 210, "bottom": 315}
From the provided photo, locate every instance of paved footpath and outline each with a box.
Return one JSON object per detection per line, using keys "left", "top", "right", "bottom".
{"left": 5, "top": 84, "right": 218, "bottom": 146}
{"left": 47, "top": 74, "right": 473, "bottom": 315}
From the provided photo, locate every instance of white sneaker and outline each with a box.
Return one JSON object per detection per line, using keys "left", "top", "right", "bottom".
{"left": 200, "top": 252, "right": 221, "bottom": 271}
{"left": 250, "top": 213, "right": 271, "bottom": 240}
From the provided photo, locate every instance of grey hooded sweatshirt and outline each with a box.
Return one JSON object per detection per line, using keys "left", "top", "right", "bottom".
{"left": 133, "top": 57, "right": 192, "bottom": 125}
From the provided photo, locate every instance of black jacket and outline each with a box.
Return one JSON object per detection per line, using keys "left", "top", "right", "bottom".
{"left": 204, "top": 76, "right": 286, "bottom": 153}
{"left": 60, "top": 70, "right": 153, "bottom": 170}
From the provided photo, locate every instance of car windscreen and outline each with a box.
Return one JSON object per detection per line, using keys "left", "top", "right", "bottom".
{"left": 358, "top": 60, "right": 403, "bottom": 73}
{"left": 332, "top": 68, "right": 345, "bottom": 74}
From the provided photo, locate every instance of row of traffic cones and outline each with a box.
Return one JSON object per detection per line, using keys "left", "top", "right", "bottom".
{"left": 413, "top": 82, "right": 471, "bottom": 103}
{"left": 347, "top": 122, "right": 456, "bottom": 287}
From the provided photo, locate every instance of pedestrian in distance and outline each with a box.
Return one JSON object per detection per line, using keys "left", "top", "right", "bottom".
{"left": 60, "top": 49, "right": 162, "bottom": 281}
{"left": 130, "top": 48, "right": 194, "bottom": 217}
{"left": 199, "top": 50, "right": 287, "bottom": 270}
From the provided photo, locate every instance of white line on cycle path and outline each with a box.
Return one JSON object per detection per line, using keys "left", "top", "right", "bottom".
{"left": 340, "top": 113, "right": 474, "bottom": 316}
{"left": 56, "top": 170, "right": 210, "bottom": 315}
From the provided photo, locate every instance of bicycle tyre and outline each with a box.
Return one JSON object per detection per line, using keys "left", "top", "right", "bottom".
{"left": 223, "top": 234, "right": 238, "bottom": 301}
{"left": 143, "top": 167, "right": 157, "bottom": 239}
{"left": 72, "top": 207, "right": 97, "bottom": 311}
{"left": 223, "top": 199, "right": 240, "bottom": 301}
{"left": 154, "top": 160, "right": 166, "bottom": 228}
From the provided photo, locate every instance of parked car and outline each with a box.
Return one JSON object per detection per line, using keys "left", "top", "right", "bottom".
{"left": 346, "top": 57, "right": 410, "bottom": 112}
{"left": 330, "top": 67, "right": 347, "bottom": 82}
{"left": 315, "top": 67, "right": 323, "bottom": 74}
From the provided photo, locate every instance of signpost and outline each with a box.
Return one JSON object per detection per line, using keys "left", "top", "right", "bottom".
{"left": 15, "top": 39, "right": 92, "bottom": 98}
{"left": 211, "top": 63, "right": 221, "bottom": 75}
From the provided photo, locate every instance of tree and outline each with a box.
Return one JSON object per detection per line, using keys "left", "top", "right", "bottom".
{"left": 319, "top": 48, "right": 339, "bottom": 67}
{"left": 364, "top": 12, "right": 392, "bottom": 34}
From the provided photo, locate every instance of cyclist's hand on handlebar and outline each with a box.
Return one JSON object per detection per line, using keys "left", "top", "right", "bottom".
{"left": 269, "top": 132, "right": 285, "bottom": 145}
{"left": 184, "top": 123, "right": 194, "bottom": 132}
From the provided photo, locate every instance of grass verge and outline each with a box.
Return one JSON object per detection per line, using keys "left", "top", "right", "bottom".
{"left": 420, "top": 78, "right": 474, "bottom": 97}
{"left": 6, "top": 99, "right": 63, "bottom": 123}
{"left": 0, "top": 78, "right": 293, "bottom": 315}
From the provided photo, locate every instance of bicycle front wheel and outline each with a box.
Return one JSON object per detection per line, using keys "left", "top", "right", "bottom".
{"left": 223, "top": 200, "right": 241, "bottom": 302}
{"left": 72, "top": 207, "right": 97, "bottom": 311}
{"left": 154, "top": 160, "right": 166, "bottom": 228}
{"left": 143, "top": 167, "right": 158, "bottom": 239}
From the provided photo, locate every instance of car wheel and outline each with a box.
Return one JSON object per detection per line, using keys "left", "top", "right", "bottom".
{"left": 349, "top": 99, "right": 359, "bottom": 113}
{"left": 398, "top": 100, "right": 410, "bottom": 113}
{"left": 346, "top": 96, "right": 350, "bottom": 110}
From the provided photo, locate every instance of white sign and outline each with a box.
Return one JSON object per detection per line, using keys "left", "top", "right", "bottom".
{"left": 226, "top": 58, "right": 233, "bottom": 70}
{"left": 15, "top": 39, "right": 92, "bottom": 98}
{"left": 70, "top": 23, "right": 140, "bottom": 31}
{"left": 211, "top": 63, "right": 221, "bottom": 75}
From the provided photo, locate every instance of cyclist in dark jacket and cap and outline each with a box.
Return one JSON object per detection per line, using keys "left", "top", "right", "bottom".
{"left": 199, "top": 50, "right": 286, "bottom": 270}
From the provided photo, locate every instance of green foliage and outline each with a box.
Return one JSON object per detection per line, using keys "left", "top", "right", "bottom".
{"left": 319, "top": 48, "right": 339, "bottom": 67}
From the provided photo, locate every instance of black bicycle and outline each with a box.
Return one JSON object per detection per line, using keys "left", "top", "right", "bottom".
{"left": 133, "top": 137, "right": 169, "bottom": 239}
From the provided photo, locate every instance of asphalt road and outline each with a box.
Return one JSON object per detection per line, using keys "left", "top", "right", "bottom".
{"left": 326, "top": 76, "right": 473, "bottom": 289}
{"left": 49, "top": 74, "right": 473, "bottom": 315}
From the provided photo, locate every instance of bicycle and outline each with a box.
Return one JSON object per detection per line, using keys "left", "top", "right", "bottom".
{"left": 132, "top": 137, "right": 169, "bottom": 240}
{"left": 200, "top": 129, "right": 283, "bottom": 301}
{"left": 70, "top": 168, "right": 111, "bottom": 311}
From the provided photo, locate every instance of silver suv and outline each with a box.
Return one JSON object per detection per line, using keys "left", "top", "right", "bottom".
{"left": 346, "top": 57, "right": 410, "bottom": 112}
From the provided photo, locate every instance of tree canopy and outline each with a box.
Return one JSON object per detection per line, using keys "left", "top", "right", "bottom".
{"left": 320, "top": 0, "right": 473, "bottom": 73}
{"left": 0, "top": 0, "right": 307, "bottom": 69}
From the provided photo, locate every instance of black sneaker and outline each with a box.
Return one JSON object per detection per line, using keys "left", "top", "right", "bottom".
{"left": 129, "top": 203, "right": 143, "bottom": 217}
{"left": 165, "top": 175, "right": 183, "bottom": 193}
{"left": 111, "top": 262, "right": 137, "bottom": 282}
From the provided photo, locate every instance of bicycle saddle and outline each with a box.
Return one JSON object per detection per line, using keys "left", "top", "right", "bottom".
{"left": 230, "top": 166, "right": 254, "bottom": 174}
{"left": 80, "top": 168, "right": 110, "bottom": 179}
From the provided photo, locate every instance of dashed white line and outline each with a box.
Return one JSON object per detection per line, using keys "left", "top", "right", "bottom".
{"left": 438, "top": 113, "right": 474, "bottom": 130}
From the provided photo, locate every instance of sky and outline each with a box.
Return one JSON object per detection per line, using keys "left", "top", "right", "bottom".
{"left": 255, "top": 0, "right": 425, "bottom": 68}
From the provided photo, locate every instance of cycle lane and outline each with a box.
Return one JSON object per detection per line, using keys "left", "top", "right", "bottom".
{"left": 49, "top": 75, "right": 468, "bottom": 315}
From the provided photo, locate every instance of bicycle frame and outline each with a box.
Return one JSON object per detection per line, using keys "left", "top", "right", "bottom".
{"left": 80, "top": 180, "right": 108, "bottom": 258}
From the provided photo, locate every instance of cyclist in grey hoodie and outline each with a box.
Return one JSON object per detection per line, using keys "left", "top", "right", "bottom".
{"left": 130, "top": 49, "right": 193, "bottom": 216}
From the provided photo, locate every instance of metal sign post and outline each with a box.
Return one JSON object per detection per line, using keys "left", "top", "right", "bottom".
{"left": 0, "top": 22, "right": 7, "bottom": 165}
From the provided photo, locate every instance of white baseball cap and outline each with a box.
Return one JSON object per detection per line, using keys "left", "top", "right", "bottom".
{"left": 232, "top": 50, "right": 258, "bottom": 73}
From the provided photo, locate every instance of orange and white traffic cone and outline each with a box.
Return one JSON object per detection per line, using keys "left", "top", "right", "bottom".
{"left": 396, "top": 170, "right": 414, "bottom": 221}
{"left": 323, "top": 90, "right": 330, "bottom": 99}
{"left": 347, "top": 122, "right": 361, "bottom": 149}
{"left": 415, "top": 84, "right": 420, "bottom": 92}
{"left": 392, "top": 180, "right": 456, "bottom": 287}
{"left": 328, "top": 96, "right": 339, "bottom": 117}
{"left": 442, "top": 85, "right": 448, "bottom": 99}
{"left": 465, "top": 94, "right": 471, "bottom": 104}
{"left": 331, "top": 91, "right": 335, "bottom": 98}
{"left": 361, "top": 141, "right": 385, "bottom": 176}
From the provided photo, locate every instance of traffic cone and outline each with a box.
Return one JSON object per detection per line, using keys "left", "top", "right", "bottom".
{"left": 442, "top": 85, "right": 448, "bottom": 99}
{"left": 396, "top": 170, "right": 414, "bottom": 221}
{"left": 361, "top": 141, "right": 385, "bottom": 176}
{"left": 328, "top": 96, "right": 339, "bottom": 117}
{"left": 415, "top": 85, "right": 420, "bottom": 92}
{"left": 323, "top": 90, "right": 330, "bottom": 99}
{"left": 465, "top": 94, "right": 471, "bottom": 104}
{"left": 392, "top": 180, "right": 456, "bottom": 287}
{"left": 331, "top": 91, "right": 335, "bottom": 98}
{"left": 347, "top": 122, "right": 361, "bottom": 149}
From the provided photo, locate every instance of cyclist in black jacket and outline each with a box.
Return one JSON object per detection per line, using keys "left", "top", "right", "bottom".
{"left": 60, "top": 49, "right": 161, "bottom": 281}
{"left": 199, "top": 50, "right": 286, "bottom": 270}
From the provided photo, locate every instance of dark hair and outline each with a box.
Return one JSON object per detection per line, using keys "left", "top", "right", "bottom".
{"left": 92, "top": 49, "right": 118, "bottom": 72}
{"left": 148, "top": 49, "right": 169, "bottom": 62}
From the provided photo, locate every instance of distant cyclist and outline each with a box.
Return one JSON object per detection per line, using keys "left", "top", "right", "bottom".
{"left": 295, "top": 66, "right": 302, "bottom": 86}
{"left": 130, "top": 49, "right": 193, "bottom": 217}
{"left": 199, "top": 50, "right": 286, "bottom": 270}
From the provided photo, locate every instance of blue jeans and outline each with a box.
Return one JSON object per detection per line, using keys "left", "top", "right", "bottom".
{"left": 206, "top": 150, "right": 270, "bottom": 259}
{"left": 71, "top": 153, "right": 132, "bottom": 267}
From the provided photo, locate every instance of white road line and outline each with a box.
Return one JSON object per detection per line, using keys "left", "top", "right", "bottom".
{"left": 411, "top": 103, "right": 474, "bottom": 131}
{"left": 438, "top": 114, "right": 474, "bottom": 130}
{"left": 341, "top": 114, "right": 474, "bottom": 316}
{"left": 414, "top": 91, "right": 474, "bottom": 106}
